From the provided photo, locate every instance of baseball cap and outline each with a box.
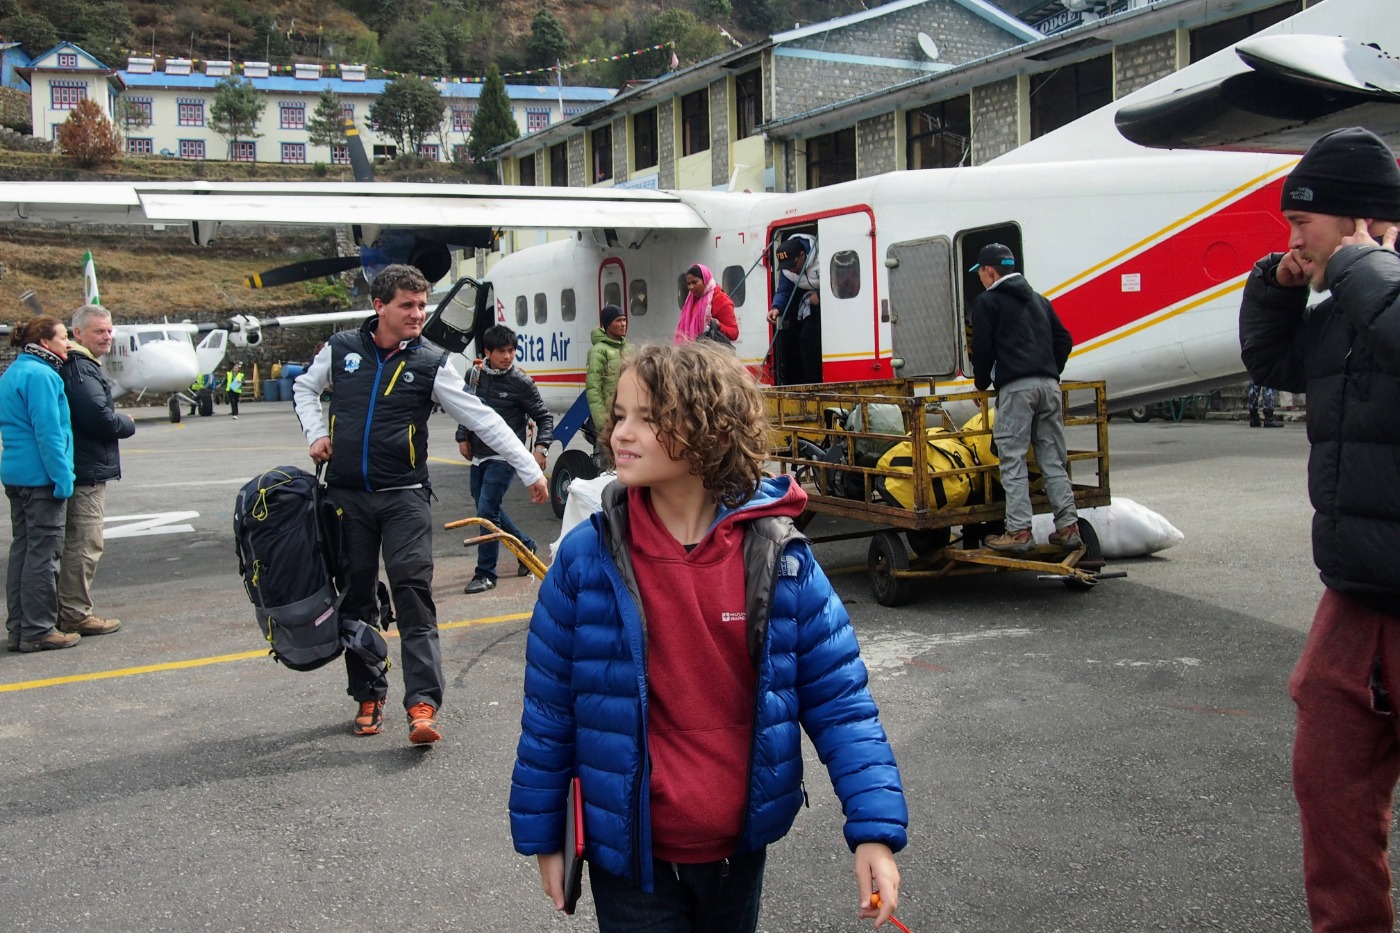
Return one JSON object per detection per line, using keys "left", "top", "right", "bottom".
{"left": 968, "top": 243, "right": 1016, "bottom": 273}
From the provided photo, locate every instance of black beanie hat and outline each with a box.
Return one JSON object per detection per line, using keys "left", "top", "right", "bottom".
{"left": 1281, "top": 127, "right": 1400, "bottom": 219}
{"left": 600, "top": 303, "right": 624, "bottom": 329}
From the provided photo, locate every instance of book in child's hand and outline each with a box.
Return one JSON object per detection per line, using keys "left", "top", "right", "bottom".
{"left": 563, "top": 776, "right": 585, "bottom": 915}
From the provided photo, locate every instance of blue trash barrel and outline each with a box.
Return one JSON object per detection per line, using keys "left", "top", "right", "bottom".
{"left": 282, "top": 363, "right": 305, "bottom": 380}
{"left": 262, "top": 379, "right": 281, "bottom": 402}
{"left": 279, "top": 377, "right": 295, "bottom": 400}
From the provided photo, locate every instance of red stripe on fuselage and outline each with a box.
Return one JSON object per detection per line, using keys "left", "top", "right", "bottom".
{"left": 1048, "top": 179, "right": 1290, "bottom": 345}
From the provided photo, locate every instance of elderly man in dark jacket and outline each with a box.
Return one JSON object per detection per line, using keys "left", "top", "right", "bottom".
{"left": 57, "top": 305, "right": 135, "bottom": 638}
{"left": 1239, "top": 126, "right": 1400, "bottom": 933}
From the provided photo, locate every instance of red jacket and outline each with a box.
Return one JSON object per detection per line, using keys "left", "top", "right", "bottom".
{"left": 711, "top": 289, "right": 739, "bottom": 341}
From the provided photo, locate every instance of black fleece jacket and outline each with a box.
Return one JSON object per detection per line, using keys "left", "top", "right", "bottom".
{"left": 455, "top": 365, "right": 554, "bottom": 458}
{"left": 969, "top": 274, "right": 1073, "bottom": 391}
{"left": 59, "top": 347, "right": 136, "bottom": 484}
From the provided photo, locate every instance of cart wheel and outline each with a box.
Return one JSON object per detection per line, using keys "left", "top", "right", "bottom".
{"left": 907, "top": 527, "right": 951, "bottom": 557}
{"left": 1063, "top": 520, "right": 1104, "bottom": 592}
{"left": 1128, "top": 405, "right": 1154, "bottom": 423}
{"left": 869, "top": 531, "right": 912, "bottom": 607}
{"left": 168, "top": 395, "right": 181, "bottom": 424}
{"left": 550, "top": 449, "right": 599, "bottom": 519}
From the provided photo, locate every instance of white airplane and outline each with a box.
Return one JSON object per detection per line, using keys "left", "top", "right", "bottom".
{"left": 0, "top": 0, "right": 1394, "bottom": 439}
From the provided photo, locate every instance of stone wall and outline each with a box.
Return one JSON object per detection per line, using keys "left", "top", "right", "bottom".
{"left": 611, "top": 116, "right": 628, "bottom": 183}
{"left": 857, "top": 112, "right": 897, "bottom": 177}
{"left": 568, "top": 136, "right": 586, "bottom": 186}
{"left": 709, "top": 78, "right": 730, "bottom": 188}
{"left": 658, "top": 98, "right": 676, "bottom": 189}
{"left": 971, "top": 78, "right": 1019, "bottom": 164}
{"left": 773, "top": 0, "right": 1022, "bottom": 119}
{"left": 1115, "top": 32, "right": 1179, "bottom": 97}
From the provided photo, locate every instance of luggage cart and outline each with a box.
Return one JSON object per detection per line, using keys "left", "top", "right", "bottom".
{"left": 766, "top": 378, "right": 1116, "bottom": 606}
{"left": 443, "top": 516, "right": 550, "bottom": 580}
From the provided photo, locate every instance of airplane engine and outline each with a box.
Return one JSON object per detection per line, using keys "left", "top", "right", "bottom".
{"left": 228, "top": 315, "right": 263, "bottom": 347}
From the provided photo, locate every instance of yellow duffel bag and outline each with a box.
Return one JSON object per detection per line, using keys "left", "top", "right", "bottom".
{"left": 960, "top": 408, "right": 1044, "bottom": 493}
{"left": 875, "top": 431, "right": 980, "bottom": 511}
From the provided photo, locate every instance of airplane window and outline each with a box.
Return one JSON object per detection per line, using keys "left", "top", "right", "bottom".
{"left": 561, "top": 288, "right": 576, "bottom": 322}
{"left": 534, "top": 292, "right": 547, "bottom": 325}
{"left": 830, "top": 250, "right": 861, "bottom": 299}
{"left": 138, "top": 331, "right": 171, "bottom": 346}
{"left": 722, "top": 265, "right": 746, "bottom": 306}
{"left": 603, "top": 282, "right": 622, "bottom": 309}
{"left": 129, "top": 336, "right": 137, "bottom": 352}
{"left": 515, "top": 296, "right": 528, "bottom": 327}
{"left": 629, "top": 279, "right": 647, "bottom": 317}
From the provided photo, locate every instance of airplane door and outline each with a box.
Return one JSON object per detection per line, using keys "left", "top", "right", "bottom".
{"left": 599, "top": 258, "right": 625, "bottom": 318}
{"left": 817, "top": 210, "right": 878, "bottom": 382}
{"left": 886, "top": 236, "right": 958, "bottom": 378}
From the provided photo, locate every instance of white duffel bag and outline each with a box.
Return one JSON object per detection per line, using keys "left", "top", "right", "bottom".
{"left": 1030, "top": 496, "right": 1184, "bottom": 558}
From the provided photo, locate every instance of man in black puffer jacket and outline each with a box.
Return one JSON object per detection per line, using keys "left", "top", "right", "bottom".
{"left": 456, "top": 324, "right": 553, "bottom": 594}
{"left": 1238, "top": 126, "right": 1400, "bottom": 933}
{"left": 57, "top": 304, "right": 135, "bottom": 639}
{"left": 968, "top": 242, "right": 1080, "bottom": 554}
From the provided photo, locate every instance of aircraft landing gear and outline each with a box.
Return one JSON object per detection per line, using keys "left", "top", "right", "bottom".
{"left": 168, "top": 395, "right": 182, "bottom": 424}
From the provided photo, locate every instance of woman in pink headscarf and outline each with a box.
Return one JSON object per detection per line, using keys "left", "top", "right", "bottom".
{"left": 674, "top": 263, "right": 738, "bottom": 345}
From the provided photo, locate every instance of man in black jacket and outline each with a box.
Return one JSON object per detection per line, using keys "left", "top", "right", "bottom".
{"left": 293, "top": 266, "right": 547, "bottom": 745}
{"left": 56, "top": 305, "right": 135, "bottom": 638}
{"left": 457, "top": 325, "right": 553, "bottom": 594}
{"left": 1238, "top": 127, "right": 1400, "bottom": 933}
{"left": 968, "top": 243, "right": 1080, "bottom": 553}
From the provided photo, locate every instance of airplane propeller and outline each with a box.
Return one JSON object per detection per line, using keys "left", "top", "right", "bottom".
{"left": 242, "top": 116, "right": 493, "bottom": 291}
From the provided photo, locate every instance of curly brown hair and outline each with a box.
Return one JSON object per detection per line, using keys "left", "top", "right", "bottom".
{"left": 600, "top": 341, "right": 769, "bottom": 508}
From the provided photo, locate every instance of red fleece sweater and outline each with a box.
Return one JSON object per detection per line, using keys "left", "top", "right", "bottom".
{"left": 626, "top": 487, "right": 776, "bottom": 863}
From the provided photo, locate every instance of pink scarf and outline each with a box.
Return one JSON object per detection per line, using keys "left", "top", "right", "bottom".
{"left": 674, "top": 264, "right": 715, "bottom": 344}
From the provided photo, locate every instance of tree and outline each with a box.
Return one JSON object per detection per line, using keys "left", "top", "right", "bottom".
{"left": 307, "top": 88, "right": 345, "bottom": 150}
{"left": 242, "top": 14, "right": 294, "bottom": 65}
{"left": 209, "top": 77, "right": 263, "bottom": 156}
{"left": 467, "top": 65, "right": 519, "bottom": 164}
{"left": 526, "top": 6, "right": 570, "bottom": 73}
{"left": 369, "top": 77, "right": 445, "bottom": 156}
{"left": 56, "top": 98, "right": 121, "bottom": 166}
{"left": 379, "top": 17, "right": 450, "bottom": 77}
{"left": 648, "top": 10, "right": 726, "bottom": 70}
{"left": 0, "top": 13, "right": 57, "bottom": 54}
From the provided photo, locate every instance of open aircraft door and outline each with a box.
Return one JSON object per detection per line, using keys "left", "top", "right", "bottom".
{"left": 195, "top": 329, "right": 228, "bottom": 376}
{"left": 598, "top": 258, "right": 625, "bottom": 320}
{"left": 885, "top": 236, "right": 959, "bottom": 378}
{"left": 817, "top": 209, "right": 881, "bottom": 382}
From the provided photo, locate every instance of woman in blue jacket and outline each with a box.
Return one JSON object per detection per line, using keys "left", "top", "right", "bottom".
{"left": 1, "top": 317, "right": 77, "bottom": 653}
{"left": 510, "top": 342, "right": 907, "bottom": 931}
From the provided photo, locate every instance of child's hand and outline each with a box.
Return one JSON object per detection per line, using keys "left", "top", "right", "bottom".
{"left": 537, "top": 852, "right": 565, "bottom": 910}
{"left": 854, "top": 842, "right": 900, "bottom": 926}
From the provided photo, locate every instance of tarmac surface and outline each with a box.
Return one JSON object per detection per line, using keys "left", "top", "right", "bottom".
{"left": 0, "top": 400, "right": 1368, "bottom": 932}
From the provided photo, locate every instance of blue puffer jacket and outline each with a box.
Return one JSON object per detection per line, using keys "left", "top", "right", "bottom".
{"left": 0, "top": 351, "right": 74, "bottom": 499}
{"left": 510, "top": 476, "right": 907, "bottom": 892}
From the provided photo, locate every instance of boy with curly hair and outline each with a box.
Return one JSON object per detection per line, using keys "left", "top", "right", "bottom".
{"left": 509, "top": 340, "right": 907, "bottom": 931}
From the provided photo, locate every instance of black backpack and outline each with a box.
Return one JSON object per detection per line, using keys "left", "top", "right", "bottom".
{"left": 233, "top": 465, "right": 389, "bottom": 674}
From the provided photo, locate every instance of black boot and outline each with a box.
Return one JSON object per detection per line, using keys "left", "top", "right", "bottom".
{"left": 1249, "top": 409, "right": 1261, "bottom": 428}
{"left": 1263, "top": 409, "right": 1282, "bottom": 427}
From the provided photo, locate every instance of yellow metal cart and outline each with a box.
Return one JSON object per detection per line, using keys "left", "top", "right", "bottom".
{"left": 766, "top": 378, "right": 1117, "bottom": 606}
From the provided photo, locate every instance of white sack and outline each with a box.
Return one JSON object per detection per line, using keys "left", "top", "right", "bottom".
{"left": 1030, "top": 496, "right": 1184, "bottom": 558}
{"left": 550, "top": 473, "right": 618, "bottom": 559}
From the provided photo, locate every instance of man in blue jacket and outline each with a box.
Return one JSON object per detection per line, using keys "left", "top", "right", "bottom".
{"left": 968, "top": 242, "right": 1081, "bottom": 554}
{"left": 58, "top": 304, "right": 135, "bottom": 639}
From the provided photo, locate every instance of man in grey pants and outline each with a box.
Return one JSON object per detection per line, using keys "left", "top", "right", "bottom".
{"left": 967, "top": 243, "right": 1081, "bottom": 553}
{"left": 58, "top": 304, "right": 135, "bottom": 638}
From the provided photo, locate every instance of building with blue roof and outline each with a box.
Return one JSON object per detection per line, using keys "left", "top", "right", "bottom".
{"left": 23, "top": 42, "right": 615, "bottom": 164}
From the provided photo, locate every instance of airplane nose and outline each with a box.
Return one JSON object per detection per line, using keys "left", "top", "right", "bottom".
{"left": 134, "top": 342, "right": 200, "bottom": 394}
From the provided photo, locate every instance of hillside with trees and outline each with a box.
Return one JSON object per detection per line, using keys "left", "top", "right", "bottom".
{"left": 1, "top": 0, "right": 879, "bottom": 85}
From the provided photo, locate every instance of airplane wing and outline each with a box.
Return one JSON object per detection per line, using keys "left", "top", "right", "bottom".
{"left": 0, "top": 181, "right": 709, "bottom": 231}
{"left": 1114, "top": 34, "right": 1400, "bottom": 154}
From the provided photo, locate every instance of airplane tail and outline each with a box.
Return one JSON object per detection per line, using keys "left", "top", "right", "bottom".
{"left": 83, "top": 250, "right": 100, "bottom": 306}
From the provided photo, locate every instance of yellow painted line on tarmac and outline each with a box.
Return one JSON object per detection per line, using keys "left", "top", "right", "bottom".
{"left": 0, "top": 611, "right": 530, "bottom": 694}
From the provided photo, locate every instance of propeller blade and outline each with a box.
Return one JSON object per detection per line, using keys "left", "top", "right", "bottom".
{"left": 19, "top": 289, "right": 43, "bottom": 315}
{"left": 244, "top": 255, "right": 362, "bottom": 289}
{"left": 343, "top": 116, "right": 374, "bottom": 184}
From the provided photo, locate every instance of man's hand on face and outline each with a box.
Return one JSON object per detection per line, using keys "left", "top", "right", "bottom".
{"left": 1276, "top": 250, "right": 1309, "bottom": 288}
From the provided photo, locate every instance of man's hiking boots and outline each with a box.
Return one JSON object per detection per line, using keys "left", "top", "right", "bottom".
{"left": 408, "top": 702, "right": 442, "bottom": 745}
{"left": 354, "top": 698, "right": 385, "bottom": 736}
{"left": 985, "top": 528, "right": 1034, "bottom": 554}
{"left": 59, "top": 615, "right": 121, "bottom": 636}
{"left": 19, "top": 630, "right": 80, "bottom": 652}
{"left": 1048, "top": 522, "right": 1084, "bottom": 549}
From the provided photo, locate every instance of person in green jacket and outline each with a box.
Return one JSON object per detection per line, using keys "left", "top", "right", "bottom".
{"left": 585, "top": 304, "right": 627, "bottom": 435}
{"left": 224, "top": 362, "right": 245, "bottom": 419}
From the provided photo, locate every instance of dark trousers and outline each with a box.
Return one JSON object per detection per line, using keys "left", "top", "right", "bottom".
{"left": 1291, "top": 588, "right": 1400, "bottom": 932}
{"left": 470, "top": 459, "right": 534, "bottom": 582}
{"left": 332, "top": 486, "right": 440, "bottom": 710}
{"left": 590, "top": 849, "right": 766, "bottom": 933}
{"left": 228, "top": 391, "right": 240, "bottom": 416}
{"left": 5, "top": 485, "right": 66, "bottom": 642}
{"left": 795, "top": 308, "right": 822, "bottom": 384}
